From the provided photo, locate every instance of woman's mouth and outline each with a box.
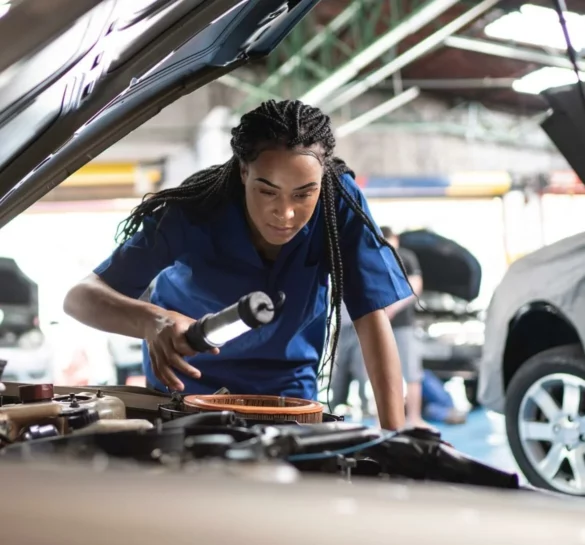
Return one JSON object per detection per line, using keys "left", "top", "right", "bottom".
{"left": 267, "top": 224, "right": 294, "bottom": 234}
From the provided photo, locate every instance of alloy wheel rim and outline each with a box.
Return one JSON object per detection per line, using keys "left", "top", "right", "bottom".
{"left": 518, "top": 372, "right": 585, "bottom": 494}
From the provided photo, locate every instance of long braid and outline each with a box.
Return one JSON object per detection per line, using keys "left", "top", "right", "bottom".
{"left": 319, "top": 168, "right": 344, "bottom": 406}
{"left": 116, "top": 99, "right": 414, "bottom": 409}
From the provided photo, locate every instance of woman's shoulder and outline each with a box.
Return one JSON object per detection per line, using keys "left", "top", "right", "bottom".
{"left": 337, "top": 171, "right": 361, "bottom": 192}
{"left": 335, "top": 170, "right": 367, "bottom": 214}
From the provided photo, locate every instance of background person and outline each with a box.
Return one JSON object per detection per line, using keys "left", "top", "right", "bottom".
{"left": 381, "top": 226, "right": 426, "bottom": 427}
{"left": 330, "top": 301, "right": 370, "bottom": 416}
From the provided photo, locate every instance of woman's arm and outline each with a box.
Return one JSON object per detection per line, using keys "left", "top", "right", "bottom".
{"left": 63, "top": 206, "right": 207, "bottom": 390}
{"left": 64, "top": 273, "right": 163, "bottom": 339}
{"left": 353, "top": 308, "right": 405, "bottom": 430}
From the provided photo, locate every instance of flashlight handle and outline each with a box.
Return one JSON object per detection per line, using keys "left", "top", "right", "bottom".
{"left": 184, "top": 291, "right": 285, "bottom": 352}
{"left": 185, "top": 318, "right": 215, "bottom": 353}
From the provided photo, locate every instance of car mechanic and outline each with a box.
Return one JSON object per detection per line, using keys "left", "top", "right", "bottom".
{"left": 63, "top": 99, "right": 412, "bottom": 430}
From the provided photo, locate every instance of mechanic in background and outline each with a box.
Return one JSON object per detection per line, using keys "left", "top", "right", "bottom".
{"left": 330, "top": 301, "right": 370, "bottom": 416}
{"left": 381, "top": 227, "right": 426, "bottom": 427}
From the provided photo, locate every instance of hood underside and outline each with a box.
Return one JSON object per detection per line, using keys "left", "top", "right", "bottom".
{"left": 0, "top": 0, "right": 320, "bottom": 228}
{"left": 540, "top": 82, "right": 585, "bottom": 185}
{"left": 399, "top": 229, "right": 482, "bottom": 302}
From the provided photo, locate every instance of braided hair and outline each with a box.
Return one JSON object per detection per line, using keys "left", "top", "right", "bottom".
{"left": 117, "top": 99, "right": 409, "bottom": 403}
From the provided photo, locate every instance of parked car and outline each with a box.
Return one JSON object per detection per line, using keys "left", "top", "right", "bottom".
{"left": 400, "top": 230, "right": 484, "bottom": 405}
{"left": 479, "top": 231, "right": 585, "bottom": 495}
{"left": 0, "top": 257, "right": 54, "bottom": 384}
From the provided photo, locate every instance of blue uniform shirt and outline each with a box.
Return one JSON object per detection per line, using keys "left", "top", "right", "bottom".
{"left": 94, "top": 173, "right": 412, "bottom": 399}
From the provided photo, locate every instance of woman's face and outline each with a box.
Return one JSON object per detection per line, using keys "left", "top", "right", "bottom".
{"left": 241, "top": 147, "right": 324, "bottom": 249}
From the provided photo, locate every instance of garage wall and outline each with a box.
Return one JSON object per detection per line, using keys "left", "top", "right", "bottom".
{"left": 334, "top": 129, "right": 567, "bottom": 176}
{"left": 96, "top": 82, "right": 568, "bottom": 184}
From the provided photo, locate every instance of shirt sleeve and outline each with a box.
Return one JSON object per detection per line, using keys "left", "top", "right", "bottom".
{"left": 337, "top": 173, "right": 413, "bottom": 321}
{"left": 93, "top": 205, "right": 187, "bottom": 299}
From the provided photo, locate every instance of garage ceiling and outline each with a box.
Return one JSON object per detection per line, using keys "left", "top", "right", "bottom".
{"left": 228, "top": 0, "right": 584, "bottom": 117}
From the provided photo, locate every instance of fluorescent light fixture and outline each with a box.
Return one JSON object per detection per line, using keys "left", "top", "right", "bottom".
{"left": 485, "top": 4, "right": 585, "bottom": 51}
{"left": 512, "top": 66, "right": 585, "bottom": 94}
{"left": 0, "top": 1, "right": 10, "bottom": 19}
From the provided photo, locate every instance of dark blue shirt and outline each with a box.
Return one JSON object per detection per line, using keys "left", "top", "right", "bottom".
{"left": 94, "top": 173, "right": 412, "bottom": 399}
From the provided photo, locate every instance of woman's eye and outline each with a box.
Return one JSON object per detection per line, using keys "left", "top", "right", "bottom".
{"left": 294, "top": 193, "right": 312, "bottom": 200}
{"left": 260, "top": 190, "right": 276, "bottom": 196}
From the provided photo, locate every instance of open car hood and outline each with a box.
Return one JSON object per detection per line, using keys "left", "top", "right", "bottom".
{"left": 399, "top": 229, "right": 482, "bottom": 302}
{"left": 540, "top": 82, "right": 585, "bottom": 184}
{"left": 0, "top": 0, "right": 321, "bottom": 228}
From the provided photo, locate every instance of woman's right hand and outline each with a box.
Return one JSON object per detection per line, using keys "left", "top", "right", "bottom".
{"left": 143, "top": 309, "right": 219, "bottom": 391}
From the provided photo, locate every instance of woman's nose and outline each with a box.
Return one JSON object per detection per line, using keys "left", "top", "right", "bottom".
{"left": 273, "top": 201, "right": 295, "bottom": 221}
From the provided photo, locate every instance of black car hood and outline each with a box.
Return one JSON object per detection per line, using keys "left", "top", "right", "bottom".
{"left": 399, "top": 229, "right": 482, "bottom": 302}
{"left": 540, "top": 82, "right": 585, "bottom": 185}
{"left": 0, "top": 0, "right": 321, "bottom": 228}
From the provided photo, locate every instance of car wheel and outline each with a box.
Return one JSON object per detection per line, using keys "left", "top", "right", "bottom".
{"left": 506, "top": 344, "right": 585, "bottom": 495}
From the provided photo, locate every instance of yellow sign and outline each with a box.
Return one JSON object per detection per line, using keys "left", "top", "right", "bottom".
{"left": 62, "top": 163, "right": 161, "bottom": 187}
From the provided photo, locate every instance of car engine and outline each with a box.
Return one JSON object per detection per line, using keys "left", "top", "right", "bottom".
{"left": 0, "top": 377, "right": 520, "bottom": 491}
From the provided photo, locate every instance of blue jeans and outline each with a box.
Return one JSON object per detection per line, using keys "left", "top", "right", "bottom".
{"left": 422, "top": 370, "right": 454, "bottom": 422}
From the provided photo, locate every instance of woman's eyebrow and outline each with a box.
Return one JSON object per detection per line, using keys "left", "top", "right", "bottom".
{"left": 256, "top": 177, "right": 280, "bottom": 188}
{"left": 256, "top": 178, "right": 319, "bottom": 191}
{"left": 294, "top": 182, "right": 319, "bottom": 190}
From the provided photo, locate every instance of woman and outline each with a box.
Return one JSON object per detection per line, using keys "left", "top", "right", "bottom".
{"left": 63, "top": 100, "right": 411, "bottom": 430}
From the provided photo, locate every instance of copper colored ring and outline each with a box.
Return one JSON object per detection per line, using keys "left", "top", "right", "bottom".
{"left": 183, "top": 394, "right": 323, "bottom": 416}
{"left": 19, "top": 384, "right": 54, "bottom": 403}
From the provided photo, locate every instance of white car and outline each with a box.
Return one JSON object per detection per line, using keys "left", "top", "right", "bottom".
{"left": 479, "top": 231, "right": 585, "bottom": 496}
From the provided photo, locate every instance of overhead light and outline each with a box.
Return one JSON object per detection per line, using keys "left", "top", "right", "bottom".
{"left": 484, "top": 4, "right": 585, "bottom": 51}
{"left": 0, "top": 1, "right": 10, "bottom": 19}
{"left": 512, "top": 66, "right": 585, "bottom": 94}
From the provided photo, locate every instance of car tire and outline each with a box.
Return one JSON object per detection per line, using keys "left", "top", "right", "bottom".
{"left": 505, "top": 343, "right": 585, "bottom": 495}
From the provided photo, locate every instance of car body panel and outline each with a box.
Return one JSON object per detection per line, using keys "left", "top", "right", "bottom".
{"left": 478, "top": 231, "right": 585, "bottom": 413}
{"left": 2, "top": 463, "right": 584, "bottom": 545}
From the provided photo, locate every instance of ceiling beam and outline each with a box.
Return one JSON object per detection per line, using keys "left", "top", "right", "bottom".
{"left": 385, "top": 77, "right": 515, "bottom": 89}
{"left": 219, "top": 74, "right": 281, "bottom": 102}
{"left": 299, "top": 0, "right": 461, "bottom": 107}
{"left": 261, "top": 0, "right": 372, "bottom": 91}
{"left": 324, "top": 0, "right": 500, "bottom": 112}
{"left": 335, "top": 86, "right": 420, "bottom": 138}
{"left": 444, "top": 36, "right": 585, "bottom": 71}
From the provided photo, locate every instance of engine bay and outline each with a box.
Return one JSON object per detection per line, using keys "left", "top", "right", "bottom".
{"left": 0, "top": 378, "right": 521, "bottom": 491}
